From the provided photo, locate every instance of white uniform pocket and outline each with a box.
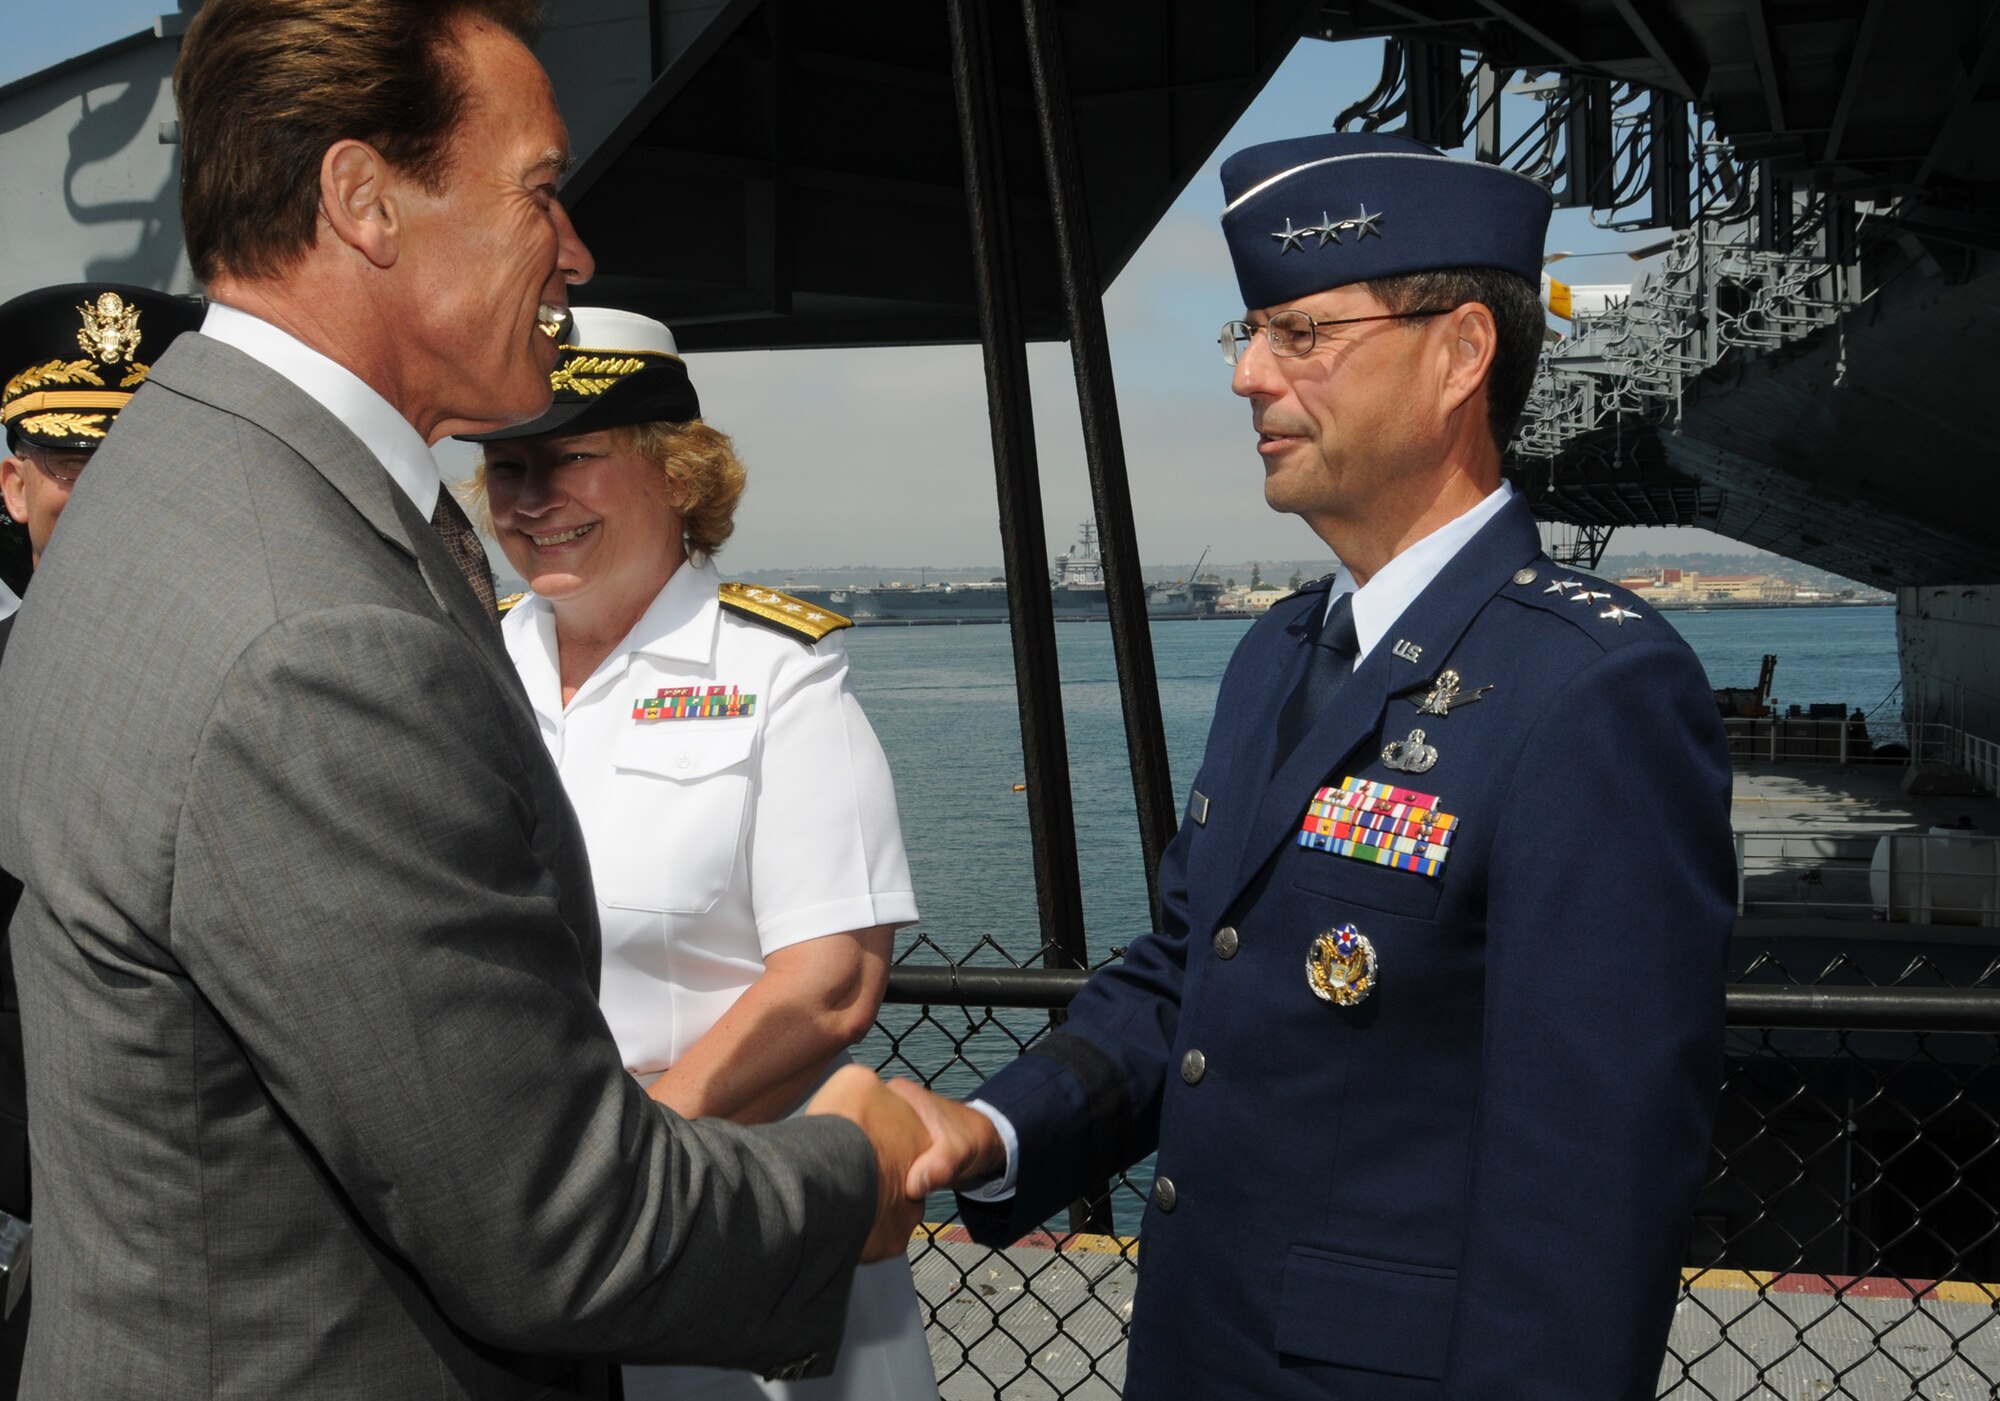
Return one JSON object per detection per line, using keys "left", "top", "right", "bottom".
{"left": 591, "top": 721, "right": 757, "bottom": 914}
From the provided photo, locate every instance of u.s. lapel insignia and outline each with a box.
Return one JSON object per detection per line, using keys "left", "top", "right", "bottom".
{"left": 1382, "top": 728, "right": 1438, "bottom": 774}
{"left": 1307, "top": 924, "right": 1376, "bottom": 1006}
{"left": 1412, "top": 668, "right": 1494, "bottom": 717}
{"left": 1391, "top": 638, "right": 1423, "bottom": 664}
{"left": 632, "top": 684, "right": 757, "bottom": 722}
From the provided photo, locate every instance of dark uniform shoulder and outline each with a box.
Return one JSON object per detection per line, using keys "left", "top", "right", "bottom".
{"left": 717, "top": 582, "right": 852, "bottom": 645}
{"left": 1496, "top": 560, "right": 1656, "bottom": 654}
{"left": 1253, "top": 572, "right": 1336, "bottom": 629}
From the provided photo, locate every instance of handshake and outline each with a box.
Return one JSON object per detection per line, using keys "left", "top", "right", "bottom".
{"left": 803, "top": 1066, "right": 1008, "bottom": 1262}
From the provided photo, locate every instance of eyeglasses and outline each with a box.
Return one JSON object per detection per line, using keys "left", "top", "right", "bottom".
{"left": 18, "top": 442, "right": 92, "bottom": 488}
{"left": 1218, "top": 307, "right": 1455, "bottom": 366}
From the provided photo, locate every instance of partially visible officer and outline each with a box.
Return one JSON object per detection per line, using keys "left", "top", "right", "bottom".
{"left": 0, "top": 281, "right": 201, "bottom": 1393}
{"left": 891, "top": 132, "right": 1736, "bottom": 1399}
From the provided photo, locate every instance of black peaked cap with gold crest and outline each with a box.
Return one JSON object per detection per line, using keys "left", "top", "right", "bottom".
{"left": 0, "top": 283, "right": 203, "bottom": 449}
{"left": 459, "top": 306, "right": 699, "bottom": 443}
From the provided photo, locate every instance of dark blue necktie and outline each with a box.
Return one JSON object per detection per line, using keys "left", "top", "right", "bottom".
{"left": 1274, "top": 591, "right": 1359, "bottom": 769}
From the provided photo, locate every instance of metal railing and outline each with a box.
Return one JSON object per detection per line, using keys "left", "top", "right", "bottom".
{"left": 866, "top": 942, "right": 2000, "bottom": 1399}
{"left": 1736, "top": 830, "right": 2000, "bottom": 925}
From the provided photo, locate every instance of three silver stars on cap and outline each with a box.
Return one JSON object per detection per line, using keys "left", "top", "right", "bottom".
{"left": 1272, "top": 205, "right": 1384, "bottom": 254}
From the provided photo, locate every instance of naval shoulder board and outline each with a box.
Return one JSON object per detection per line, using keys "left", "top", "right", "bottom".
{"left": 718, "top": 582, "right": 852, "bottom": 644}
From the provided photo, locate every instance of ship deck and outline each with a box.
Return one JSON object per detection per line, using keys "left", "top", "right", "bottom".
{"left": 910, "top": 1233, "right": 2000, "bottom": 1398}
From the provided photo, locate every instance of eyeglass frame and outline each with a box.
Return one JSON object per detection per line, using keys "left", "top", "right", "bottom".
{"left": 12, "top": 439, "right": 94, "bottom": 488}
{"left": 1218, "top": 306, "right": 1457, "bottom": 366}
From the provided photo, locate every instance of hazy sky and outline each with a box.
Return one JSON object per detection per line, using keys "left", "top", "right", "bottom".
{"left": 17, "top": 3, "right": 1754, "bottom": 571}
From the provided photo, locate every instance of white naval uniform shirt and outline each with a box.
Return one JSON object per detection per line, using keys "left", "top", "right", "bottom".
{"left": 501, "top": 557, "right": 920, "bottom": 1074}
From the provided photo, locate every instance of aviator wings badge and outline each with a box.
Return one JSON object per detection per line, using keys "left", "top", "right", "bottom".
{"left": 1411, "top": 668, "right": 1494, "bottom": 717}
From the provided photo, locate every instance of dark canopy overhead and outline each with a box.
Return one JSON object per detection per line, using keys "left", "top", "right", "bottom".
{"left": 1318, "top": 0, "right": 2000, "bottom": 197}
{"left": 561, "top": 0, "right": 1320, "bottom": 351}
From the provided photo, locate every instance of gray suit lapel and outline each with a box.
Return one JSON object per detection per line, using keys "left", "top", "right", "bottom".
{"left": 146, "top": 334, "right": 504, "bottom": 660}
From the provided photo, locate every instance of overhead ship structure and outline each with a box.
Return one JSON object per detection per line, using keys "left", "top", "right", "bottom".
{"left": 1309, "top": 0, "right": 2000, "bottom": 748}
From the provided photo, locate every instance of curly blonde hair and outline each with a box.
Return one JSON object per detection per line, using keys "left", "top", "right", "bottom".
{"left": 465, "top": 418, "right": 747, "bottom": 564}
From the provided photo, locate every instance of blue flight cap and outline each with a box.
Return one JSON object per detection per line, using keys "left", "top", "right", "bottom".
{"left": 1219, "top": 132, "right": 1554, "bottom": 310}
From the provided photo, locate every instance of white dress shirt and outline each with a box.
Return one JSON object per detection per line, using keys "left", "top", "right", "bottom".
{"left": 1333, "top": 480, "right": 1516, "bottom": 661}
{"left": 502, "top": 557, "right": 920, "bottom": 1072}
{"left": 200, "top": 303, "right": 445, "bottom": 518}
{"left": 966, "top": 479, "right": 1519, "bottom": 1200}
{"left": 0, "top": 579, "right": 18, "bottom": 624}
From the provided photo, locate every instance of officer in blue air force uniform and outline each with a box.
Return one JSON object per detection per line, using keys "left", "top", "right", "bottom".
{"left": 888, "top": 132, "right": 1737, "bottom": 1400}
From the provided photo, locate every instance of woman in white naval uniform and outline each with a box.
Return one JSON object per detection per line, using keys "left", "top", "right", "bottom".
{"left": 463, "top": 308, "right": 935, "bottom": 1400}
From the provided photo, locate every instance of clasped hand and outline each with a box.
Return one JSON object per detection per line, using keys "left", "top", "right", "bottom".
{"left": 802, "top": 1070, "right": 1009, "bottom": 1260}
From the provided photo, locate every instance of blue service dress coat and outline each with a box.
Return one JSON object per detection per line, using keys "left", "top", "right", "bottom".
{"left": 959, "top": 496, "right": 1736, "bottom": 1399}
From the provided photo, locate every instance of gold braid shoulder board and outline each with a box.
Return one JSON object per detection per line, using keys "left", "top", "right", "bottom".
{"left": 717, "top": 582, "right": 852, "bottom": 643}
{"left": 495, "top": 591, "right": 528, "bottom": 614}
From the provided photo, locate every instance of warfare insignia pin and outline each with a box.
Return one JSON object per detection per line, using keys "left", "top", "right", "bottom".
{"left": 1307, "top": 924, "right": 1376, "bottom": 1006}
{"left": 1382, "top": 728, "right": 1439, "bottom": 774}
{"left": 77, "top": 292, "right": 142, "bottom": 365}
{"left": 1412, "top": 669, "right": 1493, "bottom": 717}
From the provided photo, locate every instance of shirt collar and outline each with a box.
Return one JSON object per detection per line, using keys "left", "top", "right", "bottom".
{"left": 1328, "top": 480, "right": 1516, "bottom": 663}
{"left": 199, "top": 302, "right": 444, "bottom": 518}
{"left": 0, "top": 578, "right": 18, "bottom": 623}
{"left": 498, "top": 557, "right": 722, "bottom": 725}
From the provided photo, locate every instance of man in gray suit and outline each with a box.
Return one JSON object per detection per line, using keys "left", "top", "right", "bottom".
{"left": 0, "top": 2, "right": 927, "bottom": 1396}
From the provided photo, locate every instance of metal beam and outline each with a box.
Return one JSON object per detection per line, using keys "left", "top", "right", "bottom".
{"left": 1607, "top": 0, "right": 1699, "bottom": 101}
{"left": 1823, "top": 0, "right": 1885, "bottom": 165}
{"left": 1745, "top": 0, "right": 1787, "bottom": 135}
{"left": 1915, "top": 2, "right": 2000, "bottom": 187}
{"left": 884, "top": 968, "right": 2000, "bottom": 1035}
{"left": 943, "top": 0, "right": 1091, "bottom": 980}
{"left": 1471, "top": 0, "right": 1585, "bottom": 70}
{"left": 1022, "top": 0, "right": 1179, "bottom": 933}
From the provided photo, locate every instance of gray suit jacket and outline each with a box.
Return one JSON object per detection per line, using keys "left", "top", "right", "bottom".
{"left": 0, "top": 334, "right": 876, "bottom": 1399}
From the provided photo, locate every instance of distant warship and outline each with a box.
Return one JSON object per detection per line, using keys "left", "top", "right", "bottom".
{"left": 782, "top": 523, "right": 1224, "bottom": 627}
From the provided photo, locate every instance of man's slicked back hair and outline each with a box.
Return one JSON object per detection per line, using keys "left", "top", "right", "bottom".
{"left": 1362, "top": 267, "right": 1547, "bottom": 452}
{"left": 175, "top": 0, "right": 548, "bottom": 286}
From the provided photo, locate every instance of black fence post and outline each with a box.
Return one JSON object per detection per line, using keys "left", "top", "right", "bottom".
{"left": 1018, "top": 0, "right": 1178, "bottom": 932}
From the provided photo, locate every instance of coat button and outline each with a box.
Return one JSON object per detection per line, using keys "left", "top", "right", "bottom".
{"left": 1152, "top": 1176, "right": 1178, "bottom": 1212}
{"left": 676, "top": 752, "right": 691, "bottom": 769}
{"left": 1180, "top": 1049, "right": 1206, "bottom": 1084}
{"left": 1212, "top": 926, "right": 1239, "bottom": 959}
{"left": 1512, "top": 566, "right": 1538, "bottom": 586}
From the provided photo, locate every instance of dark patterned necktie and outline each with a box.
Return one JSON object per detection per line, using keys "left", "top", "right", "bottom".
{"left": 429, "top": 488, "right": 497, "bottom": 613}
{"left": 1274, "top": 590, "right": 1359, "bottom": 769}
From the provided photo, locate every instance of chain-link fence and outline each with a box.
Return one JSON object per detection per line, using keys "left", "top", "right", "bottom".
{"left": 863, "top": 938, "right": 2000, "bottom": 1398}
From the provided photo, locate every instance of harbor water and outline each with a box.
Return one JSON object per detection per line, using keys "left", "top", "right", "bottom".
{"left": 847, "top": 604, "right": 1900, "bottom": 1230}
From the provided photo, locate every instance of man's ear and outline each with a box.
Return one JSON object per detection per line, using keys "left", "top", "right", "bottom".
{"left": 0, "top": 455, "right": 27, "bottom": 525}
{"left": 320, "top": 139, "right": 400, "bottom": 270}
{"left": 1438, "top": 301, "right": 1497, "bottom": 419}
